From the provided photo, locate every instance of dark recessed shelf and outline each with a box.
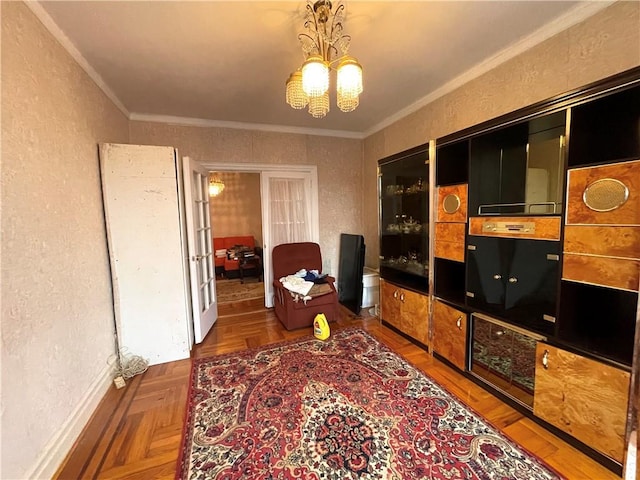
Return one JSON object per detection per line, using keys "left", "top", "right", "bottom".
{"left": 568, "top": 84, "right": 640, "bottom": 168}
{"left": 436, "top": 139, "right": 469, "bottom": 186}
{"left": 558, "top": 281, "right": 637, "bottom": 366}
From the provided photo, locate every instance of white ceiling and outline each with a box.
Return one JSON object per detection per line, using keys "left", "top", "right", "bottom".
{"left": 33, "top": 1, "right": 611, "bottom": 138}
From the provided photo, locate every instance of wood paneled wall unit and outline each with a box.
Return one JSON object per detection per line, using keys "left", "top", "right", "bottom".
{"left": 564, "top": 160, "right": 640, "bottom": 292}
{"left": 427, "top": 68, "right": 640, "bottom": 473}
{"left": 434, "top": 184, "right": 468, "bottom": 262}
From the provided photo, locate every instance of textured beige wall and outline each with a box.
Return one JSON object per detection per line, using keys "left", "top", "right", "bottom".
{"left": 1, "top": 3, "right": 129, "bottom": 478}
{"left": 130, "top": 123, "right": 363, "bottom": 276}
{"left": 209, "top": 172, "right": 263, "bottom": 246}
{"left": 363, "top": 1, "right": 640, "bottom": 268}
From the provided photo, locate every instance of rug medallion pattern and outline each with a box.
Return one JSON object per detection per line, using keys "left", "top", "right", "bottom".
{"left": 178, "top": 329, "right": 562, "bottom": 479}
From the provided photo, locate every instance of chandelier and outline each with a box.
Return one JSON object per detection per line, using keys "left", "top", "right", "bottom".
{"left": 285, "top": 0, "right": 363, "bottom": 118}
{"left": 209, "top": 176, "right": 225, "bottom": 197}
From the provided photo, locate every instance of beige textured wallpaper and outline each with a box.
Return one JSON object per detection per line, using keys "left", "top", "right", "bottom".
{"left": 363, "top": 1, "right": 640, "bottom": 268}
{"left": 130, "top": 123, "right": 364, "bottom": 276}
{"left": 1, "top": 3, "right": 129, "bottom": 478}
{"left": 3, "top": 1, "right": 639, "bottom": 477}
{"left": 209, "top": 172, "right": 264, "bottom": 246}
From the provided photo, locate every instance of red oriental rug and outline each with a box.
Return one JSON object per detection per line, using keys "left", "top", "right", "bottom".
{"left": 176, "top": 328, "right": 563, "bottom": 480}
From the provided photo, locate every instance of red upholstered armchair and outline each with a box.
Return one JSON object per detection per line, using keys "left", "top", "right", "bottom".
{"left": 272, "top": 242, "right": 338, "bottom": 330}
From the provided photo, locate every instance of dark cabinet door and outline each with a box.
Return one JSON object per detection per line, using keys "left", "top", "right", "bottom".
{"left": 467, "top": 236, "right": 559, "bottom": 335}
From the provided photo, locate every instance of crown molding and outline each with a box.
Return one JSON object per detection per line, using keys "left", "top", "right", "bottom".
{"left": 362, "top": 0, "right": 616, "bottom": 138}
{"left": 129, "top": 113, "right": 365, "bottom": 139}
{"left": 25, "top": 1, "right": 130, "bottom": 118}
{"left": 27, "top": 0, "right": 614, "bottom": 142}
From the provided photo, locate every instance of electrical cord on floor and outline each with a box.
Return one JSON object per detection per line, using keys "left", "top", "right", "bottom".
{"left": 108, "top": 348, "right": 149, "bottom": 389}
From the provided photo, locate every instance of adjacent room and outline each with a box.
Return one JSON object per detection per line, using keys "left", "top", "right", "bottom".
{"left": 2, "top": 1, "right": 639, "bottom": 479}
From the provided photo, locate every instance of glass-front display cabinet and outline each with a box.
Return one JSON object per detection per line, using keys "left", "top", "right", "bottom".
{"left": 378, "top": 144, "right": 429, "bottom": 292}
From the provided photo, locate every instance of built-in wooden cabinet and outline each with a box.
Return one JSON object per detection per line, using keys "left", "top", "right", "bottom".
{"left": 379, "top": 279, "right": 429, "bottom": 347}
{"left": 433, "top": 69, "right": 640, "bottom": 472}
{"left": 382, "top": 67, "right": 640, "bottom": 473}
{"left": 533, "top": 343, "right": 630, "bottom": 463}
{"left": 432, "top": 299, "right": 467, "bottom": 370}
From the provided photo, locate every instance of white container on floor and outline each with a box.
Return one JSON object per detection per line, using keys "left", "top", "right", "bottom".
{"left": 362, "top": 267, "right": 380, "bottom": 309}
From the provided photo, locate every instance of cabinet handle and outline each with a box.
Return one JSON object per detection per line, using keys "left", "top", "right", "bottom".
{"left": 495, "top": 330, "right": 505, "bottom": 336}
{"left": 493, "top": 274, "right": 502, "bottom": 280}
{"left": 508, "top": 276, "right": 518, "bottom": 283}
{"left": 191, "top": 255, "right": 203, "bottom": 261}
{"left": 456, "top": 316, "right": 462, "bottom": 329}
{"left": 542, "top": 349, "right": 549, "bottom": 369}
{"left": 400, "top": 293, "right": 405, "bottom": 302}
{"left": 393, "top": 290, "right": 399, "bottom": 299}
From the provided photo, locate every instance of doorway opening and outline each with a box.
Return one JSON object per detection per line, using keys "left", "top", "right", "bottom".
{"left": 202, "top": 162, "right": 320, "bottom": 309}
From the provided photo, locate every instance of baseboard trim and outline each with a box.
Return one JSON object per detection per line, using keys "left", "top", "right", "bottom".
{"left": 23, "top": 362, "right": 115, "bottom": 479}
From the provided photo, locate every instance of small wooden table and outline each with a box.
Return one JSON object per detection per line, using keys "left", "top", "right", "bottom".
{"left": 239, "top": 255, "right": 263, "bottom": 283}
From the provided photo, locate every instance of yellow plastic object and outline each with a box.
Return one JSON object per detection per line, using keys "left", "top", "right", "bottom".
{"left": 313, "top": 313, "right": 330, "bottom": 340}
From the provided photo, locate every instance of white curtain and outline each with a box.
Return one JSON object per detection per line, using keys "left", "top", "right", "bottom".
{"left": 269, "top": 177, "right": 311, "bottom": 246}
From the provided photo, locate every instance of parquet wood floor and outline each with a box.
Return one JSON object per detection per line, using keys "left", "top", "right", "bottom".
{"left": 54, "top": 304, "right": 620, "bottom": 479}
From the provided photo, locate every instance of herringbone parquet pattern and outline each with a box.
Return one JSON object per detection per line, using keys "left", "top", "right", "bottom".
{"left": 54, "top": 304, "right": 619, "bottom": 480}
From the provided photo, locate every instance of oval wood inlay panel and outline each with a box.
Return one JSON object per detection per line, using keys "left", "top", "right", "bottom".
{"left": 566, "top": 159, "right": 640, "bottom": 225}
{"left": 437, "top": 184, "right": 468, "bottom": 222}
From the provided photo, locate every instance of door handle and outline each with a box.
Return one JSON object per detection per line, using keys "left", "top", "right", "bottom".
{"left": 191, "top": 255, "right": 203, "bottom": 261}
{"left": 508, "top": 276, "right": 518, "bottom": 283}
{"left": 542, "top": 349, "right": 549, "bottom": 369}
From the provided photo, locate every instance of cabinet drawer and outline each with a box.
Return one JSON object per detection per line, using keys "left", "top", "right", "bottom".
{"left": 533, "top": 343, "right": 630, "bottom": 463}
{"left": 563, "top": 253, "right": 639, "bottom": 291}
{"left": 564, "top": 225, "right": 640, "bottom": 259}
{"left": 434, "top": 223, "right": 465, "bottom": 262}
{"left": 380, "top": 280, "right": 402, "bottom": 330}
{"left": 566, "top": 159, "right": 640, "bottom": 225}
{"left": 432, "top": 300, "right": 467, "bottom": 371}
{"left": 401, "top": 289, "right": 430, "bottom": 347}
{"left": 437, "top": 184, "right": 468, "bottom": 222}
{"left": 469, "top": 216, "right": 561, "bottom": 240}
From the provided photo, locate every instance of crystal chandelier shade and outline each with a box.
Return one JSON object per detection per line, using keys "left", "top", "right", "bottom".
{"left": 285, "top": 0, "right": 362, "bottom": 118}
{"left": 285, "top": 71, "right": 308, "bottom": 109}
{"left": 308, "top": 90, "right": 330, "bottom": 118}
{"left": 209, "top": 176, "right": 225, "bottom": 197}
{"left": 301, "top": 55, "right": 330, "bottom": 97}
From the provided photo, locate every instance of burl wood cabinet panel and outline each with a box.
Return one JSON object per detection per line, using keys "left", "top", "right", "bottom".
{"left": 434, "top": 223, "right": 466, "bottom": 262}
{"left": 436, "top": 184, "right": 468, "bottom": 223}
{"left": 401, "top": 289, "right": 430, "bottom": 347}
{"left": 533, "top": 343, "right": 630, "bottom": 463}
{"left": 469, "top": 216, "right": 562, "bottom": 240}
{"left": 563, "top": 253, "right": 640, "bottom": 291}
{"left": 380, "top": 280, "right": 429, "bottom": 347}
{"left": 432, "top": 300, "right": 467, "bottom": 371}
{"left": 563, "top": 225, "right": 640, "bottom": 259}
{"left": 380, "top": 280, "right": 402, "bottom": 331}
{"left": 566, "top": 159, "right": 640, "bottom": 225}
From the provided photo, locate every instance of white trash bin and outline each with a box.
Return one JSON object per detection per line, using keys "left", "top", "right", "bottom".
{"left": 362, "top": 267, "right": 380, "bottom": 309}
